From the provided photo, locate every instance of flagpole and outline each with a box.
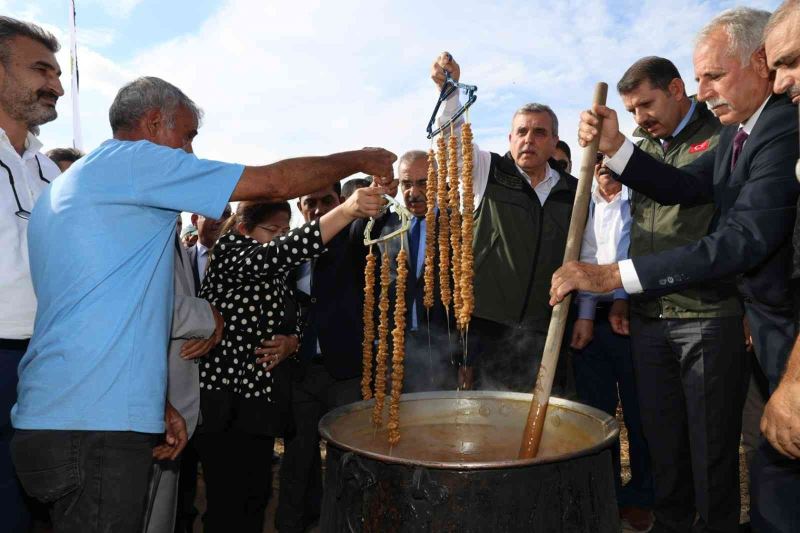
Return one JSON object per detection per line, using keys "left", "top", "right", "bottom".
{"left": 69, "top": 0, "right": 83, "bottom": 151}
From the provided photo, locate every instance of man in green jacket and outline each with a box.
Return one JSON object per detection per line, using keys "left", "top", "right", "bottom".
{"left": 617, "top": 57, "right": 749, "bottom": 533}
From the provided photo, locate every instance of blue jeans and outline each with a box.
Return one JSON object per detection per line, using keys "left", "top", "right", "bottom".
{"left": 572, "top": 317, "right": 654, "bottom": 508}
{"left": 11, "top": 429, "right": 158, "bottom": 533}
{"left": 1, "top": 346, "right": 31, "bottom": 533}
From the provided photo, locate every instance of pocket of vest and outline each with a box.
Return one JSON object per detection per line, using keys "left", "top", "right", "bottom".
{"left": 473, "top": 231, "right": 500, "bottom": 273}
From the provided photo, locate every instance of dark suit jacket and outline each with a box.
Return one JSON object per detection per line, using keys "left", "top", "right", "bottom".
{"left": 373, "top": 211, "right": 451, "bottom": 339}
{"left": 619, "top": 95, "right": 799, "bottom": 306}
{"left": 617, "top": 94, "right": 800, "bottom": 384}
{"left": 295, "top": 220, "right": 368, "bottom": 381}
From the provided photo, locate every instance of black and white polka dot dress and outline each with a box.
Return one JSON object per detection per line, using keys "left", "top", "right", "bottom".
{"left": 197, "top": 220, "right": 323, "bottom": 435}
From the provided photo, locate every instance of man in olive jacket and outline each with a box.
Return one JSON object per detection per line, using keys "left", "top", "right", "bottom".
{"left": 432, "top": 53, "right": 577, "bottom": 393}
{"left": 616, "top": 57, "right": 749, "bottom": 533}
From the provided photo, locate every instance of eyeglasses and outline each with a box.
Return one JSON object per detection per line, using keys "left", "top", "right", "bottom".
{"left": 256, "top": 224, "right": 290, "bottom": 236}
{"left": 2, "top": 155, "right": 51, "bottom": 221}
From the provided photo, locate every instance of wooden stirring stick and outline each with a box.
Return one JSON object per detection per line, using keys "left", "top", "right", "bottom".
{"left": 519, "top": 82, "right": 608, "bottom": 459}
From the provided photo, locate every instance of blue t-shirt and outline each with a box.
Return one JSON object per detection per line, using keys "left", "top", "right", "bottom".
{"left": 12, "top": 139, "right": 243, "bottom": 433}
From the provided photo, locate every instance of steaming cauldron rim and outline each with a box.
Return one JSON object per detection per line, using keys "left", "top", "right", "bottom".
{"left": 318, "top": 391, "right": 619, "bottom": 470}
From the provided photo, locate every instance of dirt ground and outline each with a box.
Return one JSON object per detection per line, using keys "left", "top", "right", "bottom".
{"left": 192, "top": 414, "right": 751, "bottom": 532}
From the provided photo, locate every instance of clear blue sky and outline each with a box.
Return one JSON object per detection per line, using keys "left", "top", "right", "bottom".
{"left": 4, "top": 0, "right": 782, "bottom": 168}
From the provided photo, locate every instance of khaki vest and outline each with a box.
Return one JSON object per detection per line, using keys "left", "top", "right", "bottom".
{"left": 472, "top": 152, "right": 577, "bottom": 329}
{"left": 630, "top": 100, "right": 742, "bottom": 318}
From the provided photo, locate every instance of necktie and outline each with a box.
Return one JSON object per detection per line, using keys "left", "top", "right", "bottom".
{"left": 731, "top": 128, "right": 749, "bottom": 171}
{"left": 661, "top": 136, "right": 673, "bottom": 154}
{"left": 408, "top": 217, "right": 422, "bottom": 280}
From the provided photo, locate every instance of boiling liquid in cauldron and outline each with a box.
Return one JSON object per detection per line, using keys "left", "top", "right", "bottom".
{"left": 343, "top": 420, "right": 594, "bottom": 463}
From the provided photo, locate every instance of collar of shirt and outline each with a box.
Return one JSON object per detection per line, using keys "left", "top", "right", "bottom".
{"left": 196, "top": 242, "right": 209, "bottom": 257}
{"left": 591, "top": 183, "right": 629, "bottom": 205}
{"left": 514, "top": 161, "right": 560, "bottom": 191}
{"left": 739, "top": 96, "right": 770, "bottom": 135}
{"left": 665, "top": 99, "right": 697, "bottom": 143}
{"left": 0, "top": 127, "right": 44, "bottom": 160}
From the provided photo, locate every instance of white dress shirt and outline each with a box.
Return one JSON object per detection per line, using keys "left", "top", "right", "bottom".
{"left": 409, "top": 216, "right": 426, "bottom": 331}
{"left": 0, "top": 129, "right": 60, "bottom": 339}
{"left": 576, "top": 185, "right": 631, "bottom": 319}
{"left": 604, "top": 96, "right": 771, "bottom": 294}
{"left": 438, "top": 93, "right": 561, "bottom": 208}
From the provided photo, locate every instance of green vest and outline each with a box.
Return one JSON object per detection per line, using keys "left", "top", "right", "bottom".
{"left": 629, "top": 100, "right": 742, "bottom": 318}
{"left": 472, "top": 152, "right": 577, "bottom": 329}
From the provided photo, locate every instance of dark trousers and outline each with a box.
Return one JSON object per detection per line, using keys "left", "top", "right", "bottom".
{"left": 174, "top": 439, "right": 199, "bottom": 533}
{"left": 194, "top": 430, "right": 274, "bottom": 533}
{"left": 750, "top": 438, "right": 800, "bottom": 532}
{"left": 744, "top": 301, "right": 800, "bottom": 532}
{"left": 572, "top": 318, "right": 654, "bottom": 508}
{"left": 276, "top": 362, "right": 360, "bottom": 533}
{"left": 0, "top": 346, "right": 31, "bottom": 533}
{"left": 468, "top": 317, "right": 574, "bottom": 395}
{"left": 10, "top": 429, "right": 158, "bottom": 533}
{"left": 630, "top": 315, "right": 748, "bottom": 533}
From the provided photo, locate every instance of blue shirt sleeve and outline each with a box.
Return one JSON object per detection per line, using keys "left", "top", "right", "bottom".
{"left": 129, "top": 141, "right": 243, "bottom": 219}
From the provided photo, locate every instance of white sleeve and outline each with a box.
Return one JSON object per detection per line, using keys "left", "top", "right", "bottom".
{"left": 604, "top": 139, "right": 635, "bottom": 176}
{"left": 618, "top": 259, "right": 644, "bottom": 294}
{"left": 437, "top": 92, "right": 491, "bottom": 210}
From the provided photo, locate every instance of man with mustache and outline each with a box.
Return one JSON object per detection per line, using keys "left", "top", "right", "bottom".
{"left": 0, "top": 16, "right": 63, "bottom": 531}
{"left": 371, "top": 150, "right": 456, "bottom": 392}
{"left": 571, "top": 158, "right": 654, "bottom": 532}
{"left": 554, "top": 7, "right": 799, "bottom": 531}
{"left": 431, "top": 52, "right": 577, "bottom": 393}
{"left": 613, "top": 56, "right": 746, "bottom": 533}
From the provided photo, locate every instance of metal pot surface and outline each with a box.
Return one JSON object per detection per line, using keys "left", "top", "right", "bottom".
{"left": 319, "top": 392, "right": 621, "bottom": 532}
{"left": 319, "top": 391, "right": 619, "bottom": 469}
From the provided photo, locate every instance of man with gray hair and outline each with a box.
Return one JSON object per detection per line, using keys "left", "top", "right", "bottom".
{"left": 431, "top": 52, "right": 577, "bottom": 393}
{"left": 765, "top": 0, "right": 800, "bottom": 105}
{"left": 9, "top": 75, "right": 395, "bottom": 533}
{"left": 557, "top": 7, "right": 800, "bottom": 531}
{"left": 0, "top": 16, "right": 63, "bottom": 531}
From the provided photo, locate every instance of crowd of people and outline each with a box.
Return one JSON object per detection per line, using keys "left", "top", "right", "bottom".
{"left": 1, "top": 2, "right": 800, "bottom": 532}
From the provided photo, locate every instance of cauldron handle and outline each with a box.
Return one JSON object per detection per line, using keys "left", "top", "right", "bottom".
{"left": 408, "top": 467, "right": 449, "bottom": 531}
{"left": 337, "top": 452, "right": 376, "bottom": 533}
{"left": 337, "top": 452, "right": 376, "bottom": 498}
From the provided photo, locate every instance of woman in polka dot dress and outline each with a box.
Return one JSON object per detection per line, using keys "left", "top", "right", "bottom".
{"left": 193, "top": 186, "right": 386, "bottom": 533}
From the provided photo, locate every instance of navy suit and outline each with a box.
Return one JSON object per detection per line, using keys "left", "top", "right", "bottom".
{"left": 618, "top": 95, "right": 799, "bottom": 386}
{"left": 614, "top": 94, "right": 800, "bottom": 532}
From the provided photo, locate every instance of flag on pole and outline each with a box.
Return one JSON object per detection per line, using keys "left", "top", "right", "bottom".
{"left": 69, "top": 0, "right": 83, "bottom": 151}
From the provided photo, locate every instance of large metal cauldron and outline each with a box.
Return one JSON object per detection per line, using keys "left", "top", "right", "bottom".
{"left": 319, "top": 391, "right": 620, "bottom": 533}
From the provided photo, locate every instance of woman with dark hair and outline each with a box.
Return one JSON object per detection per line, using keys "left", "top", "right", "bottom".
{"left": 194, "top": 187, "right": 384, "bottom": 533}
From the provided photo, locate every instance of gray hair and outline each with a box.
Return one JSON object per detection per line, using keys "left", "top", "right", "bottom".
{"left": 765, "top": 0, "right": 800, "bottom": 39}
{"left": 512, "top": 103, "right": 559, "bottom": 137}
{"left": 0, "top": 16, "right": 60, "bottom": 65}
{"left": 108, "top": 76, "right": 203, "bottom": 134}
{"left": 696, "top": 7, "right": 771, "bottom": 66}
{"left": 398, "top": 150, "right": 431, "bottom": 170}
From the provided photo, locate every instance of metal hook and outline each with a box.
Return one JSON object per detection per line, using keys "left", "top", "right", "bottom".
{"left": 425, "top": 71, "right": 478, "bottom": 139}
{"left": 363, "top": 194, "right": 413, "bottom": 246}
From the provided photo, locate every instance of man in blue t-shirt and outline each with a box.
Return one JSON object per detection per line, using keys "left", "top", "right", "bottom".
{"left": 8, "top": 76, "right": 395, "bottom": 533}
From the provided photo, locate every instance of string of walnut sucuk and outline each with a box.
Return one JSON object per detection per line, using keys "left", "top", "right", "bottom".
{"left": 371, "top": 246, "right": 391, "bottom": 426}
{"left": 360, "top": 246, "right": 376, "bottom": 400}
{"left": 459, "top": 122, "right": 475, "bottom": 328}
{"left": 423, "top": 150, "right": 437, "bottom": 312}
{"left": 447, "top": 129, "right": 463, "bottom": 329}
{"left": 387, "top": 248, "right": 408, "bottom": 445}
{"left": 435, "top": 135, "right": 452, "bottom": 310}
